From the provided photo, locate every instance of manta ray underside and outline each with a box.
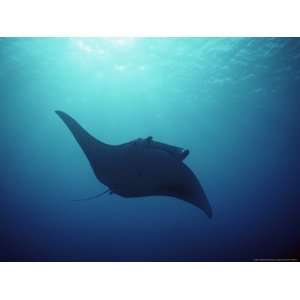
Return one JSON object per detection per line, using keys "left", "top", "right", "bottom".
{"left": 56, "top": 111, "right": 212, "bottom": 218}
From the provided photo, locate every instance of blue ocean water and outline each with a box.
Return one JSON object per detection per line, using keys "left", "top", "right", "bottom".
{"left": 0, "top": 37, "right": 299, "bottom": 261}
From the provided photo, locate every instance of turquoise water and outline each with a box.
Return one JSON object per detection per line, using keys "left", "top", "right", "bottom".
{"left": 0, "top": 38, "right": 299, "bottom": 261}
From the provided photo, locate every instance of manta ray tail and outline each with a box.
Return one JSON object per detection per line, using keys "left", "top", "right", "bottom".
{"left": 72, "top": 189, "right": 111, "bottom": 201}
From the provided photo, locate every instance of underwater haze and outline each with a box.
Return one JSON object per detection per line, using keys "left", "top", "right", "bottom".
{"left": 0, "top": 37, "right": 299, "bottom": 261}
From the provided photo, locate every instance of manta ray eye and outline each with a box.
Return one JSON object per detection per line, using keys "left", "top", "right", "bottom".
{"left": 146, "top": 136, "right": 153, "bottom": 143}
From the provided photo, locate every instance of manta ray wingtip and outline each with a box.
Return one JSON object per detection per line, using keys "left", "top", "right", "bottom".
{"left": 55, "top": 110, "right": 71, "bottom": 122}
{"left": 55, "top": 110, "right": 65, "bottom": 116}
{"left": 207, "top": 210, "right": 213, "bottom": 219}
{"left": 204, "top": 205, "right": 213, "bottom": 219}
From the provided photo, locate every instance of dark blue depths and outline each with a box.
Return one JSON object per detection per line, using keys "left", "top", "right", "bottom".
{"left": 0, "top": 38, "right": 299, "bottom": 261}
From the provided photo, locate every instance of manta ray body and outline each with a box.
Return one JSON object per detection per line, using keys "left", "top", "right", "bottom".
{"left": 56, "top": 111, "right": 212, "bottom": 218}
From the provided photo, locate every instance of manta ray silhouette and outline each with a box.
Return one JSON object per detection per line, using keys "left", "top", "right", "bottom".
{"left": 56, "top": 111, "right": 212, "bottom": 218}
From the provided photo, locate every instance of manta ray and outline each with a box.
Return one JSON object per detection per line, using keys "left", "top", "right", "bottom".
{"left": 56, "top": 111, "right": 212, "bottom": 218}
